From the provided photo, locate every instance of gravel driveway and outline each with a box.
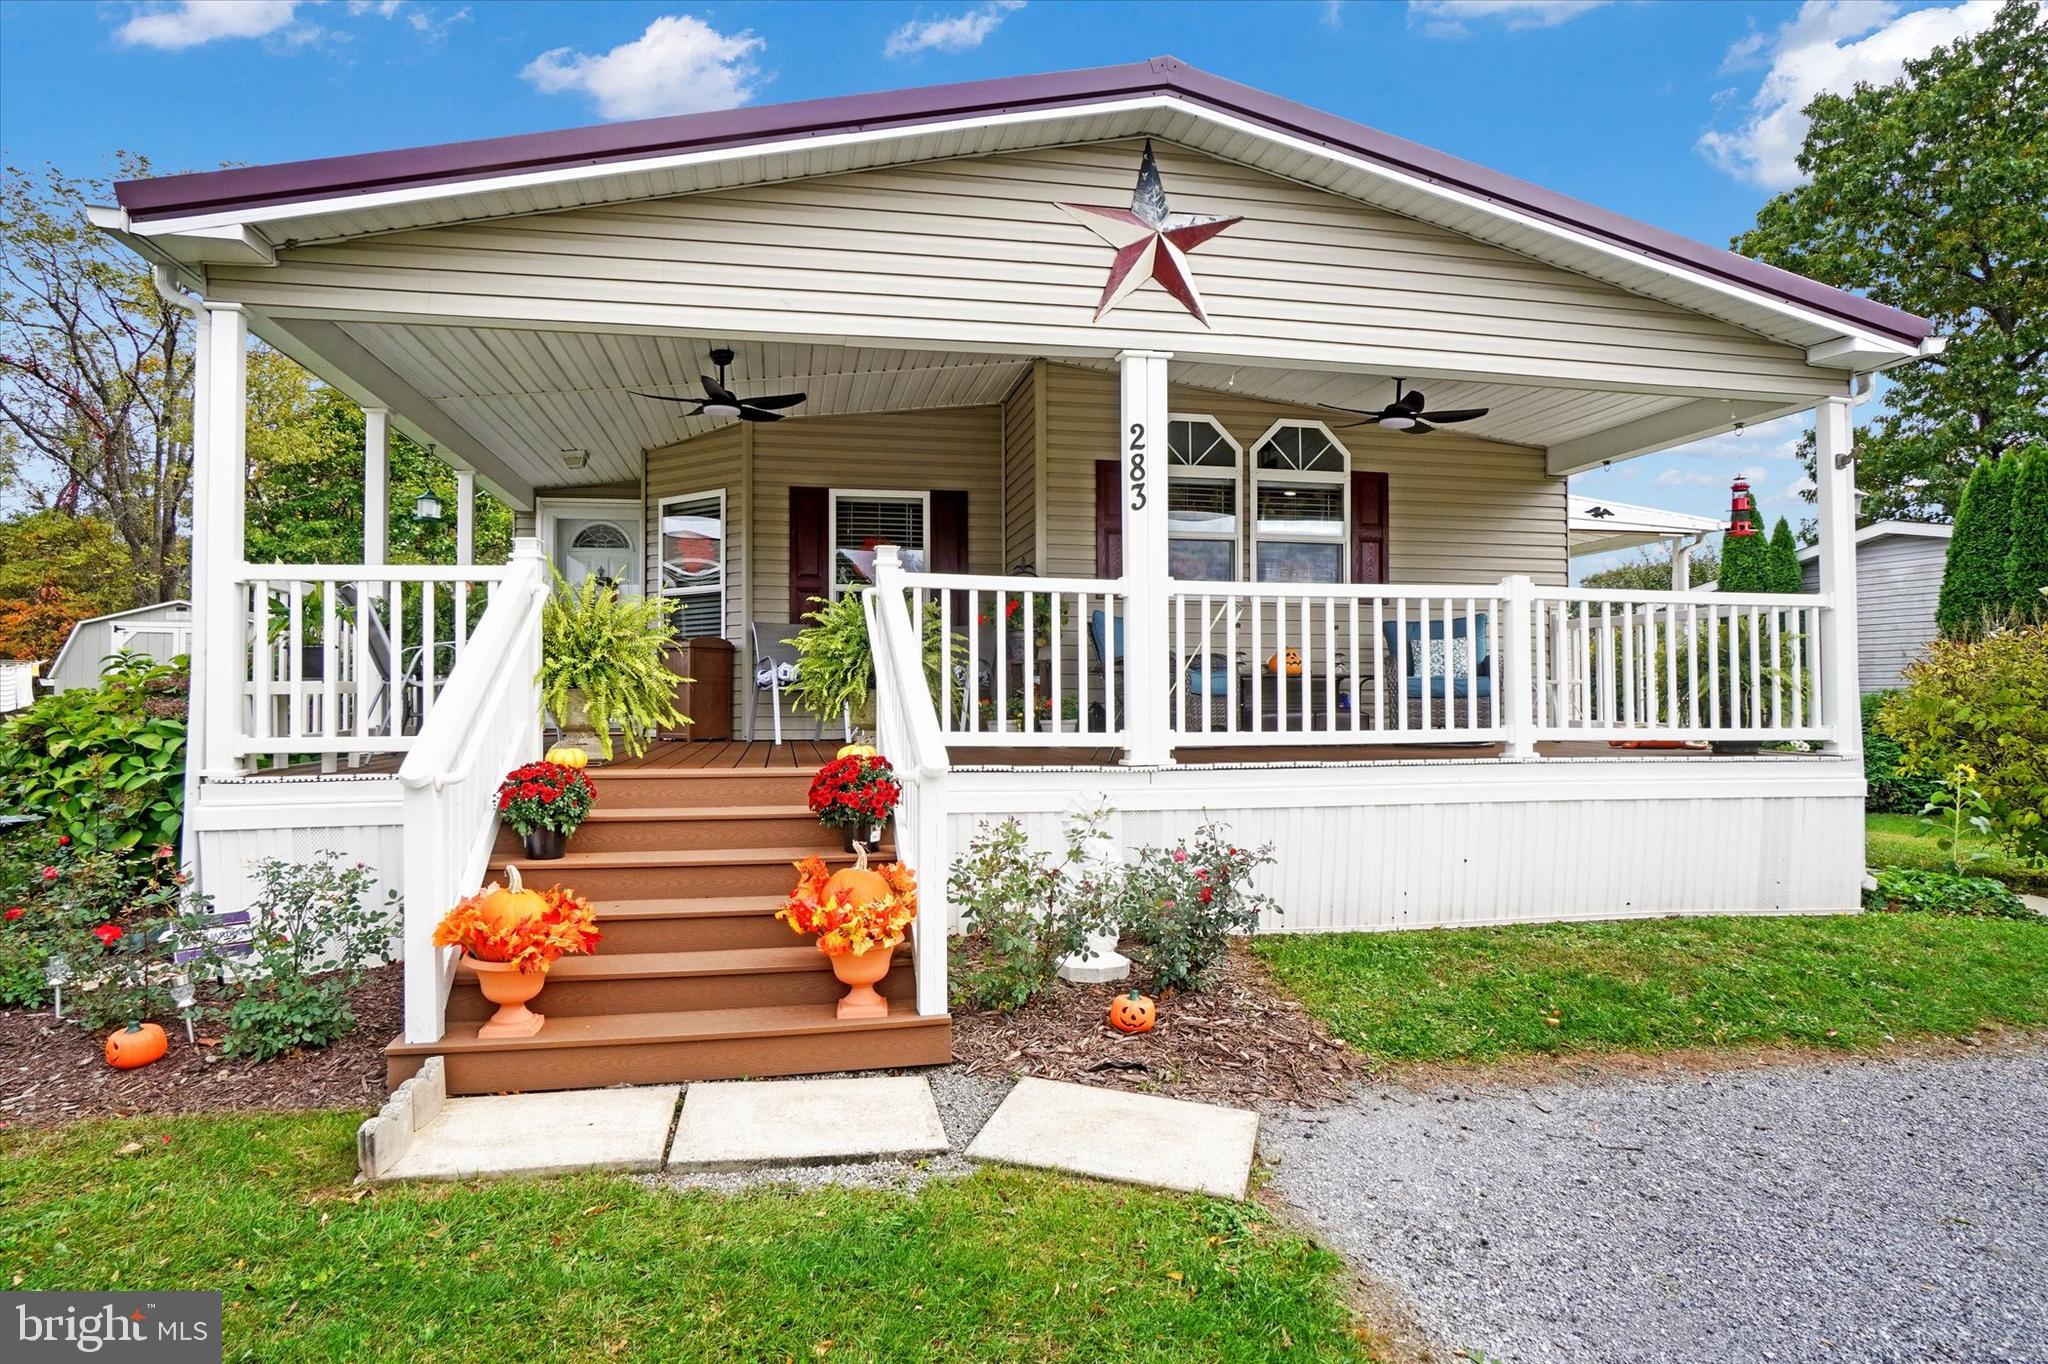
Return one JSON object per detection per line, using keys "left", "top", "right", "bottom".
{"left": 1263, "top": 1044, "right": 2048, "bottom": 1364}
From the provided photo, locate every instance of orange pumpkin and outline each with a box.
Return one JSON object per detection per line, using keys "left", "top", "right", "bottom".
{"left": 1265, "top": 648, "right": 1303, "bottom": 677}
{"left": 824, "top": 846, "right": 891, "bottom": 906}
{"left": 105, "top": 1021, "right": 168, "bottom": 1069}
{"left": 1107, "top": 991, "right": 1156, "bottom": 1034}
{"left": 476, "top": 865, "right": 548, "bottom": 938}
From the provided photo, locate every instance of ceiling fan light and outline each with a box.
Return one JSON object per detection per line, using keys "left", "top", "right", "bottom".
{"left": 701, "top": 401, "right": 741, "bottom": 418}
{"left": 1379, "top": 414, "right": 1417, "bottom": 430}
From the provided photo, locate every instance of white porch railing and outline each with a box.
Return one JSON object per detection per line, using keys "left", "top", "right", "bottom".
{"left": 232, "top": 561, "right": 507, "bottom": 766}
{"left": 394, "top": 540, "right": 547, "bottom": 1044}
{"left": 897, "top": 571, "right": 1128, "bottom": 745}
{"left": 1530, "top": 587, "right": 1828, "bottom": 743}
{"left": 866, "top": 549, "right": 951, "bottom": 1017}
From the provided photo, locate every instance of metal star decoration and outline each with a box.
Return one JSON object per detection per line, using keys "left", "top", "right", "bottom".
{"left": 1056, "top": 140, "right": 1242, "bottom": 327}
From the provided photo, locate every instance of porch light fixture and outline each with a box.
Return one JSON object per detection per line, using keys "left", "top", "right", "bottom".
{"left": 699, "top": 397, "right": 742, "bottom": 418}
{"left": 413, "top": 491, "right": 443, "bottom": 523}
{"left": 1377, "top": 413, "right": 1418, "bottom": 431}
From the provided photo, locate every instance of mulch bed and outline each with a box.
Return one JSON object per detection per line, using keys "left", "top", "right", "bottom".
{"left": 0, "top": 965, "right": 399, "bottom": 1130}
{"left": 949, "top": 941, "right": 1366, "bottom": 1110}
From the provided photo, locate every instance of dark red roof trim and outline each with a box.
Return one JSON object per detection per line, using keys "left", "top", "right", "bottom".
{"left": 113, "top": 56, "right": 1931, "bottom": 346}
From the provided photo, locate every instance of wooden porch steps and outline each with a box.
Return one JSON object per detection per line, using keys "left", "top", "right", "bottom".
{"left": 386, "top": 757, "right": 948, "bottom": 1097}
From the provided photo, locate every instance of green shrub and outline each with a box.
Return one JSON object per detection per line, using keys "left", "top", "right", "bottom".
{"left": 785, "top": 590, "right": 951, "bottom": 730}
{"left": 176, "top": 854, "right": 396, "bottom": 1061}
{"left": 1882, "top": 623, "right": 2048, "bottom": 866}
{"left": 2007, "top": 443, "right": 2048, "bottom": 622}
{"left": 1863, "top": 868, "right": 2033, "bottom": 919}
{"left": 538, "top": 573, "right": 684, "bottom": 760}
{"left": 1863, "top": 691, "right": 1939, "bottom": 814}
{"left": 0, "top": 654, "right": 185, "bottom": 855}
{"left": 1116, "top": 824, "right": 1280, "bottom": 993}
{"left": 0, "top": 835, "right": 184, "bottom": 1028}
{"left": 1937, "top": 454, "right": 2016, "bottom": 638}
{"left": 948, "top": 814, "right": 1116, "bottom": 1012}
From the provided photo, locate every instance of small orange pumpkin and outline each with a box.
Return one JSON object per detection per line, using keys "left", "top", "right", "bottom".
{"left": 1107, "top": 991, "right": 1156, "bottom": 1034}
{"left": 824, "top": 846, "right": 891, "bottom": 906}
{"left": 1265, "top": 648, "right": 1303, "bottom": 677}
{"left": 476, "top": 865, "right": 548, "bottom": 938}
{"left": 105, "top": 1021, "right": 168, "bottom": 1069}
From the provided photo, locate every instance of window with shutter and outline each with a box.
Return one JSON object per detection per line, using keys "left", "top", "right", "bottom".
{"left": 828, "top": 490, "right": 929, "bottom": 594}
{"left": 659, "top": 491, "right": 725, "bottom": 638}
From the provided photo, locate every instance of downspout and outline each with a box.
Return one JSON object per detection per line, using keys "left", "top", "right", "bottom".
{"left": 153, "top": 265, "right": 209, "bottom": 884}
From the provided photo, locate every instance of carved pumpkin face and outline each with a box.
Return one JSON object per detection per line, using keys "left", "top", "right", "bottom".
{"left": 824, "top": 846, "right": 891, "bottom": 907}
{"left": 1107, "top": 991, "right": 1156, "bottom": 1034}
{"left": 476, "top": 865, "right": 548, "bottom": 937}
{"left": 1266, "top": 648, "right": 1303, "bottom": 677}
{"left": 105, "top": 1021, "right": 168, "bottom": 1069}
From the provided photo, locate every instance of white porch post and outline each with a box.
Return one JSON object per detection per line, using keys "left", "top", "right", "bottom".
{"left": 196, "top": 303, "right": 248, "bottom": 778}
{"left": 363, "top": 408, "right": 389, "bottom": 566}
{"left": 455, "top": 469, "right": 476, "bottom": 566}
{"left": 1501, "top": 574, "right": 1538, "bottom": 759}
{"left": 1671, "top": 536, "right": 1694, "bottom": 592}
{"left": 1118, "top": 349, "right": 1173, "bottom": 766}
{"left": 1814, "top": 394, "right": 1862, "bottom": 757}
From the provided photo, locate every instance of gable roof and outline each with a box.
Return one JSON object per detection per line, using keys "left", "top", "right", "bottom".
{"left": 110, "top": 56, "right": 1932, "bottom": 360}
{"left": 1796, "top": 520, "right": 1953, "bottom": 562}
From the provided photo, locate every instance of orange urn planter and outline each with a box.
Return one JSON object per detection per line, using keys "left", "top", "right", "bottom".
{"left": 466, "top": 955, "right": 548, "bottom": 1038}
{"left": 827, "top": 944, "right": 895, "bottom": 1020}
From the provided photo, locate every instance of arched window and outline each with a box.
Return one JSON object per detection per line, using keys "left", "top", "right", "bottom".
{"left": 1250, "top": 420, "right": 1349, "bottom": 584}
{"left": 570, "top": 522, "right": 632, "bottom": 551}
{"left": 1166, "top": 416, "right": 1242, "bottom": 581}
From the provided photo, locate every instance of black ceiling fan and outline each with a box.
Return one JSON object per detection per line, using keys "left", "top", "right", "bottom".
{"left": 1332, "top": 379, "right": 1488, "bottom": 435}
{"left": 630, "top": 348, "right": 806, "bottom": 422}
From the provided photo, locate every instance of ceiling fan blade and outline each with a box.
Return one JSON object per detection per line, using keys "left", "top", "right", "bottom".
{"left": 629, "top": 391, "right": 709, "bottom": 408}
{"left": 1419, "top": 408, "right": 1488, "bottom": 424}
{"left": 1398, "top": 388, "right": 1427, "bottom": 413}
{"left": 742, "top": 391, "right": 807, "bottom": 410}
{"left": 700, "top": 374, "right": 739, "bottom": 405}
{"left": 1400, "top": 421, "right": 1437, "bottom": 435}
{"left": 736, "top": 406, "right": 787, "bottom": 422}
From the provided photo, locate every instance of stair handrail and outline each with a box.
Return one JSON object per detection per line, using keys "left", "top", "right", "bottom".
{"left": 394, "top": 537, "right": 549, "bottom": 1044}
{"left": 868, "top": 546, "right": 950, "bottom": 1016}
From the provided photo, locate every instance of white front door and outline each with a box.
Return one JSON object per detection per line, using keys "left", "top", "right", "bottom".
{"left": 540, "top": 499, "right": 644, "bottom": 596}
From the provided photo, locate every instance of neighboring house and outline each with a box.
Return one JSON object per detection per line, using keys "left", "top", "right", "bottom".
{"left": 0, "top": 659, "right": 38, "bottom": 714}
{"left": 1568, "top": 496, "right": 1725, "bottom": 588}
{"left": 41, "top": 600, "right": 194, "bottom": 694}
{"left": 95, "top": 57, "right": 1938, "bottom": 1092}
{"left": 1799, "top": 523, "right": 1952, "bottom": 693}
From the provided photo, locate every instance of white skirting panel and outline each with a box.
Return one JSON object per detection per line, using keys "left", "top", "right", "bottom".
{"left": 187, "top": 775, "right": 407, "bottom": 931}
{"left": 944, "top": 757, "right": 1866, "bottom": 933}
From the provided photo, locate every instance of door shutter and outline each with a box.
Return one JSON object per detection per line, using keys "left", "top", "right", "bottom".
{"left": 929, "top": 490, "right": 969, "bottom": 573}
{"left": 1095, "top": 459, "right": 1123, "bottom": 578}
{"left": 1350, "top": 471, "right": 1389, "bottom": 584}
{"left": 788, "top": 485, "right": 829, "bottom": 623}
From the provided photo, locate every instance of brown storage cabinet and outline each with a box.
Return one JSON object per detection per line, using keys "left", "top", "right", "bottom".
{"left": 662, "top": 636, "right": 735, "bottom": 741}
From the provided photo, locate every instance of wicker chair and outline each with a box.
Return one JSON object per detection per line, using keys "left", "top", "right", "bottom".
{"left": 1379, "top": 614, "right": 1495, "bottom": 733}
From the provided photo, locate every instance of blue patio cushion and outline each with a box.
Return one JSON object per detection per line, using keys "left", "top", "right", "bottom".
{"left": 1381, "top": 614, "right": 1492, "bottom": 700}
{"left": 1089, "top": 609, "right": 1125, "bottom": 663}
{"left": 1184, "top": 654, "right": 1231, "bottom": 696}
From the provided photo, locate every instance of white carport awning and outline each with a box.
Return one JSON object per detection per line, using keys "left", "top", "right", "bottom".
{"left": 1569, "top": 496, "right": 1724, "bottom": 557}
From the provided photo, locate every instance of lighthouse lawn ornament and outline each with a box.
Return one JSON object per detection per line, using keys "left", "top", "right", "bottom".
{"left": 1727, "top": 478, "right": 1761, "bottom": 536}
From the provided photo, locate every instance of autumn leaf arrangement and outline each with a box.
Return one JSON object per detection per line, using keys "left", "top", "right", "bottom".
{"left": 777, "top": 855, "right": 919, "bottom": 957}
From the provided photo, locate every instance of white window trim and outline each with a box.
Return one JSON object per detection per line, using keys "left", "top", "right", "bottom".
{"left": 828, "top": 488, "right": 932, "bottom": 597}
{"left": 656, "top": 488, "right": 727, "bottom": 637}
{"left": 1166, "top": 413, "right": 1244, "bottom": 582}
{"left": 1249, "top": 419, "right": 1351, "bottom": 585}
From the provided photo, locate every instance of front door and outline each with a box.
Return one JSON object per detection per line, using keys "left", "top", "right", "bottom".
{"left": 542, "top": 499, "right": 644, "bottom": 596}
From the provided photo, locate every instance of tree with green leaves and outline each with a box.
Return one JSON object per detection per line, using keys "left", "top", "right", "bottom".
{"left": 1937, "top": 453, "right": 2016, "bottom": 636}
{"left": 1581, "top": 546, "right": 1721, "bottom": 592}
{"left": 1735, "top": 0, "right": 2045, "bottom": 523}
{"left": 2004, "top": 445, "right": 2048, "bottom": 623}
{"left": 0, "top": 510, "right": 147, "bottom": 617}
{"left": 1765, "top": 518, "right": 1804, "bottom": 594}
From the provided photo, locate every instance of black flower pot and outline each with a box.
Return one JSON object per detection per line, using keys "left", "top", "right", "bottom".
{"left": 841, "top": 821, "right": 888, "bottom": 854}
{"left": 521, "top": 828, "right": 567, "bottom": 860}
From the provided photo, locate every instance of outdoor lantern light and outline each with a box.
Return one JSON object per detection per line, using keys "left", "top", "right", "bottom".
{"left": 45, "top": 951, "right": 71, "bottom": 1018}
{"left": 413, "top": 491, "right": 443, "bottom": 523}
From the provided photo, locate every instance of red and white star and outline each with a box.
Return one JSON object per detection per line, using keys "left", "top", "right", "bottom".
{"left": 1055, "top": 141, "right": 1242, "bottom": 328}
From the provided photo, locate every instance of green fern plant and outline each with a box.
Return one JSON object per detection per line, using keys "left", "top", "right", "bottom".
{"left": 785, "top": 591, "right": 951, "bottom": 728}
{"left": 537, "top": 573, "right": 685, "bottom": 760}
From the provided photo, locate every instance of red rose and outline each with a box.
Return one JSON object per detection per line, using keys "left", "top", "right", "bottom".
{"left": 56, "top": 835, "right": 71, "bottom": 847}
{"left": 154, "top": 844, "right": 175, "bottom": 860}
{"left": 92, "top": 923, "right": 123, "bottom": 946}
{"left": 3, "top": 907, "right": 23, "bottom": 922}
{"left": 1199, "top": 886, "right": 1215, "bottom": 903}
{"left": 41, "top": 867, "right": 58, "bottom": 882}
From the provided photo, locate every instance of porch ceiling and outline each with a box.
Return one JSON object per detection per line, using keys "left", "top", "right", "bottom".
{"left": 286, "top": 319, "right": 1751, "bottom": 495}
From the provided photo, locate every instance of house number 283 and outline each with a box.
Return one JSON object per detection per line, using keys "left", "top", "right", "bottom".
{"left": 1128, "top": 422, "right": 1148, "bottom": 511}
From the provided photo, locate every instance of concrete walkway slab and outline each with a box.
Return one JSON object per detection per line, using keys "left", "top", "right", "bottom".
{"left": 966, "top": 1076, "right": 1258, "bottom": 1199}
{"left": 668, "top": 1076, "right": 948, "bottom": 1169}
{"left": 379, "top": 1085, "right": 681, "bottom": 1182}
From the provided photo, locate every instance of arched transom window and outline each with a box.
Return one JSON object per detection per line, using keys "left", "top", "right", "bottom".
{"left": 1251, "top": 421, "right": 1349, "bottom": 584}
{"left": 1166, "top": 416, "right": 1242, "bottom": 581}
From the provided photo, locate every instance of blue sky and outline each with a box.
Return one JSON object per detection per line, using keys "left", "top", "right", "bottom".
{"left": 1, "top": 0, "right": 1994, "bottom": 576}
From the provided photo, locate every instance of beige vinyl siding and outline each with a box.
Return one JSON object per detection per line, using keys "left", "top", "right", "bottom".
{"left": 1037, "top": 363, "right": 1568, "bottom": 587}
{"left": 1801, "top": 533, "right": 1947, "bottom": 693}
{"left": 747, "top": 404, "right": 1005, "bottom": 623}
{"left": 645, "top": 424, "right": 746, "bottom": 731}
{"left": 1002, "top": 367, "right": 1038, "bottom": 572}
{"left": 208, "top": 141, "right": 1837, "bottom": 400}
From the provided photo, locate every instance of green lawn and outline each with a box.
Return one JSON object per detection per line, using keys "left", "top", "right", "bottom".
{"left": 1866, "top": 813, "right": 2048, "bottom": 894}
{"left": 1254, "top": 913, "right": 2048, "bottom": 1065}
{"left": 0, "top": 1111, "right": 1378, "bottom": 1364}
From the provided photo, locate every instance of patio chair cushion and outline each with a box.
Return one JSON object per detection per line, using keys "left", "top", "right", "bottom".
{"left": 1382, "top": 614, "right": 1492, "bottom": 700}
{"left": 1184, "top": 654, "right": 1231, "bottom": 697}
{"left": 1088, "top": 610, "right": 1125, "bottom": 663}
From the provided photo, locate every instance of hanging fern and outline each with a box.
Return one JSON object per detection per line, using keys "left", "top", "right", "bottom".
{"left": 537, "top": 573, "right": 685, "bottom": 760}
{"left": 785, "top": 591, "right": 951, "bottom": 728}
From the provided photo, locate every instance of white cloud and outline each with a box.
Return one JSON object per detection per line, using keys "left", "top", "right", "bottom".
{"left": 1655, "top": 465, "right": 1771, "bottom": 490}
{"left": 1408, "top": 0, "right": 1610, "bottom": 37}
{"left": 117, "top": 0, "right": 305, "bottom": 49}
{"left": 1698, "top": 0, "right": 2009, "bottom": 189}
{"left": 1322, "top": 0, "right": 1347, "bottom": 27}
{"left": 523, "top": 15, "right": 765, "bottom": 120}
{"left": 884, "top": 1, "right": 1025, "bottom": 58}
